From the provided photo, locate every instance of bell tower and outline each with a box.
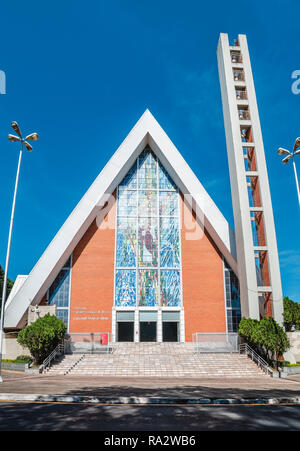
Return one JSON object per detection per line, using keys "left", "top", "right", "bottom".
{"left": 217, "top": 33, "right": 283, "bottom": 324}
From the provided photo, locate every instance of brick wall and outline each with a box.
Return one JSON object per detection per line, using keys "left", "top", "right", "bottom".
{"left": 69, "top": 193, "right": 116, "bottom": 333}
{"left": 180, "top": 194, "right": 226, "bottom": 341}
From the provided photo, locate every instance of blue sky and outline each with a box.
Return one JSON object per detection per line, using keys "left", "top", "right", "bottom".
{"left": 0, "top": 0, "right": 299, "bottom": 301}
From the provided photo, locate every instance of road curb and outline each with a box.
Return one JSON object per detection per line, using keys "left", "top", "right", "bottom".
{"left": 0, "top": 393, "right": 300, "bottom": 405}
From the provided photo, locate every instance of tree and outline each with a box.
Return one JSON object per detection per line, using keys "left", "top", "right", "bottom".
{"left": 238, "top": 316, "right": 290, "bottom": 370}
{"left": 255, "top": 317, "right": 290, "bottom": 369}
{"left": 17, "top": 314, "right": 66, "bottom": 364}
{"left": 283, "top": 296, "right": 300, "bottom": 331}
{"left": 237, "top": 317, "right": 259, "bottom": 349}
{"left": 0, "top": 264, "right": 14, "bottom": 304}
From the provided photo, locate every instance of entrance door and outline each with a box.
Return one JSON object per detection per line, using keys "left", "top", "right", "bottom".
{"left": 117, "top": 322, "right": 134, "bottom": 342}
{"left": 116, "top": 311, "right": 135, "bottom": 342}
{"left": 163, "top": 322, "right": 179, "bottom": 342}
{"left": 162, "top": 311, "right": 180, "bottom": 342}
{"left": 140, "top": 322, "right": 157, "bottom": 342}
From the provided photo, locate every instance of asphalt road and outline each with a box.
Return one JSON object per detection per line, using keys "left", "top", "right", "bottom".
{"left": 0, "top": 401, "right": 300, "bottom": 431}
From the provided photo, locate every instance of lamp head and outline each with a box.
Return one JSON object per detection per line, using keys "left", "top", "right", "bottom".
{"left": 277, "top": 147, "right": 291, "bottom": 156}
{"left": 24, "top": 141, "right": 33, "bottom": 152}
{"left": 8, "top": 134, "right": 21, "bottom": 142}
{"left": 282, "top": 155, "right": 292, "bottom": 165}
{"left": 293, "top": 137, "right": 300, "bottom": 152}
{"left": 25, "top": 133, "right": 38, "bottom": 141}
{"left": 11, "top": 121, "right": 22, "bottom": 138}
{"left": 9, "top": 122, "right": 38, "bottom": 152}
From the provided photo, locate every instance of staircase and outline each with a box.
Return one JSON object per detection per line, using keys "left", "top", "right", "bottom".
{"left": 46, "top": 343, "right": 268, "bottom": 378}
{"left": 45, "top": 354, "right": 85, "bottom": 375}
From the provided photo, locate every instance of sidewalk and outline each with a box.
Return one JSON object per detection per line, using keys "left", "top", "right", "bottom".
{"left": 1, "top": 370, "right": 300, "bottom": 405}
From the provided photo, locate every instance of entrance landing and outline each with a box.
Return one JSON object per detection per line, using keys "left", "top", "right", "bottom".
{"left": 47, "top": 343, "right": 267, "bottom": 378}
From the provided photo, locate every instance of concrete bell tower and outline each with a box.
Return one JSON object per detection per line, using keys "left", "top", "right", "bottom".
{"left": 217, "top": 33, "right": 283, "bottom": 324}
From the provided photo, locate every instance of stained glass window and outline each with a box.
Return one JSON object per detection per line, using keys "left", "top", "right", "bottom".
{"left": 138, "top": 217, "right": 158, "bottom": 267}
{"left": 115, "top": 147, "right": 182, "bottom": 308}
{"left": 116, "top": 217, "right": 136, "bottom": 267}
{"left": 138, "top": 150, "right": 157, "bottom": 189}
{"left": 160, "top": 218, "right": 180, "bottom": 268}
{"left": 224, "top": 260, "right": 241, "bottom": 332}
{"left": 160, "top": 270, "right": 181, "bottom": 307}
{"left": 138, "top": 269, "right": 159, "bottom": 306}
{"left": 48, "top": 257, "right": 72, "bottom": 328}
{"left": 119, "top": 161, "right": 137, "bottom": 189}
{"left": 159, "top": 191, "right": 178, "bottom": 216}
{"left": 159, "top": 164, "right": 177, "bottom": 191}
{"left": 117, "top": 189, "right": 137, "bottom": 216}
{"left": 115, "top": 269, "right": 136, "bottom": 307}
{"left": 138, "top": 190, "right": 157, "bottom": 216}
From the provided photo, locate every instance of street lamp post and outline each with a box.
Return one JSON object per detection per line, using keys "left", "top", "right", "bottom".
{"left": 0, "top": 122, "right": 38, "bottom": 383}
{"left": 277, "top": 137, "right": 300, "bottom": 208}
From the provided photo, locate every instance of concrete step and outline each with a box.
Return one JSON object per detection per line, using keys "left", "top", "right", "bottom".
{"left": 45, "top": 343, "right": 269, "bottom": 378}
{"left": 46, "top": 354, "right": 84, "bottom": 375}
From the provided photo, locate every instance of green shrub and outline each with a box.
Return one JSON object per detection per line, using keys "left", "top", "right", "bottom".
{"left": 283, "top": 297, "right": 300, "bottom": 331}
{"left": 237, "top": 317, "right": 259, "bottom": 348}
{"left": 278, "top": 361, "right": 300, "bottom": 368}
{"left": 279, "top": 360, "right": 290, "bottom": 367}
{"left": 238, "top": 316, "right": 290, "bottom": 369}
{"left": 15, "top": 355, "right": 33, "bottom": 364}
{"left": 1, "top": 356, "right": 33, "bottom": 364}
{"left": 17, "top": 314, "right": 66, "bottom": 365}
{"left": 256, "top": 317, "right": 290, "bottom": 365}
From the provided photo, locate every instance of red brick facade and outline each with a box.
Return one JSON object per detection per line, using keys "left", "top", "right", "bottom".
{"left": 69, "top": 194, "right": 116, "bottom": 333}
{"left": 67, "top": 191, "right": 227, "bottom": 340}
{"left": 180, "top": 194, "right": 226, "bottom": 341}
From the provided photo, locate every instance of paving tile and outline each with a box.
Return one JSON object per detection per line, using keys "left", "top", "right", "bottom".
{"left": 46, "top": 343, "right": 268, "bottom": 378}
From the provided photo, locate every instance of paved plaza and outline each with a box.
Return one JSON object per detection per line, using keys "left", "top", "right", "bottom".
{"left": 1, "top": 369, "right": 300, "bottom": 401}
{"left": 1, "top": 343, "right": 300, "bottom": 401}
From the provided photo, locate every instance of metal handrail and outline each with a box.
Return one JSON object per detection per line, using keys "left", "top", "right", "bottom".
{"left": 192, "top": 332, "right": 239, "bottom": 353}
{"left": 39, "top": 339, "right": 66, "bottom": 373}
{"left": 239, "top": 343, "right": 273, "bottom": 376}
{"left": 66, "top": 332, "right": 114, "bottom": 354}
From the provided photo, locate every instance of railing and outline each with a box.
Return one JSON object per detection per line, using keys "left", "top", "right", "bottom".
{"left": 192, "top": 333, "right": 240, "bottom": 353}
{"left": 65, "top": 332, "right": 114, "bottom": 354}
{"left": 39, "top": 339, "right": 67, "bottom": 373}
{"left": 239, "top": 343, "right": 273, "bottom": 376}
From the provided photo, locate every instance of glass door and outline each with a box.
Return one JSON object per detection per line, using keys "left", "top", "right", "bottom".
{"left": 140, "top": 321, "right": 157, "bottom": 342}
{"left": 162, "top": 322, "right": 178, "bottom": 342}
{"left": 117, "top": 322, "right": 134, "bottom": 342}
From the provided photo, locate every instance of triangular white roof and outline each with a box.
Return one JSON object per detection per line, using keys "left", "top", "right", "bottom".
{"left": 5, "top": 275, "right": 28, "bottom": 310}
{"left": 4, "top": 110, "right": 237, "bottom": 329}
